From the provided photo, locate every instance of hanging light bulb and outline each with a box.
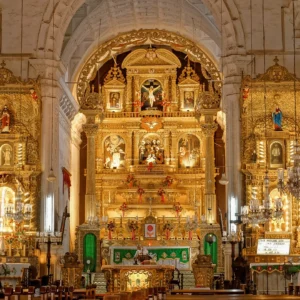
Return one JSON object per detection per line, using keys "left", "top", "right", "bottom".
{"left": 47, "top": 168, "right": 56, "bottom": 182}
{"left": 219, "top": 173, "right": 229, "bottom": 185}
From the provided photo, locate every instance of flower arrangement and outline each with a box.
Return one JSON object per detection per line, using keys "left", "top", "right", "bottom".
{"left": 119, "top": 202, "right": 128, "bottom": 217}
{"left": 0, "top": 264, "right": 11, "bottom": 276}
{"left": 106, "top": 220, "right": 116, "bottom": 240}
{"left": 162, "top": 221, "right": 174, "bottom": 231}
{"left": 128, "top": 220, "right": 139, "bottom": 240}
{"left": 162, "top": 99, "right": 171, "bottom": 112}
{"left": 126, "top": 174, "right": 136, "bottom": 188}
{"left": 163, "top": 176, "right": 173, "bottom": 187}
{"left": 128, "top": 220, "right": 139, "bottom": 231}
{"left": 107, "top": 221, "right": 116, "bottom": 231}
{"left": 173, "top": 202, "right": 183, "bottom": 217}
{"left": 163, "top": 221, "right": 174, "bottom": 240}
{"left": 137, "top": 187, "right": 145, "bottom": 202}
{"left": 157, "top": 188, "right": 166, "bottom": 203}
{"left": 184, "top": 218, "right": 198, "bottom": 240}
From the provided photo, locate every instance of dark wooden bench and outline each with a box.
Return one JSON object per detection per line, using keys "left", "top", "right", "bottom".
{"left": 170, "top": 289, "right": 245, "bottom": 295}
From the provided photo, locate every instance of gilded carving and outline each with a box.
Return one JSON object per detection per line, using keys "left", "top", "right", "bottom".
{"left": 200, "top": 123, "right": 218, "bottom": 136}
{"left": 76, "top": 29, "right": 221, "bottom": 105}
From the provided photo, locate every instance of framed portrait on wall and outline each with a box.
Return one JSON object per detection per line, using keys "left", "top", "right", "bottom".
{"left": 269, "top": 140, "right": 285, "bottom": 169}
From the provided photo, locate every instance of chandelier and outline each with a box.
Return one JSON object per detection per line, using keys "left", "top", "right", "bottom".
{"left": 6, "top": 187, "right": 32, "bottom": 224}
{"left": 241, "top": 172, "right": 283, "bottom": 226}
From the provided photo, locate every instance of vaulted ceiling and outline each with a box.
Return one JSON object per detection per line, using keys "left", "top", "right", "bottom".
{"left": 60, "top": 0, "right": 222, "bottom": 79}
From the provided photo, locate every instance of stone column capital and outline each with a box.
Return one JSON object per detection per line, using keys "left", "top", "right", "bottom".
{"left": 82, "top": 124, "right": 98, "bottom": 137}
{"left": 29, "top": 58, "right": 66, "bottom": 80}
{"left": 200, "top": 122, "right": 218, "bottom": 137}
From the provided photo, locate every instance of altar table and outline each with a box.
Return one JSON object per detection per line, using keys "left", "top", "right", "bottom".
{"left": 101, "top": 264, "right": 174, "bottom": 292}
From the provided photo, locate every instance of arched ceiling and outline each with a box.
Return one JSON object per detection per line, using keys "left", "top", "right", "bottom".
{"left": 60, "top": 0, "right": 228, "bottom": 80}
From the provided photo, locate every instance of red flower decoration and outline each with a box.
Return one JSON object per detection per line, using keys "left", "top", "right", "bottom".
{"left": 119, "top": 202, "right": 128, "bottom": 217}
{"left": 137, "top": 187, "right": 145, "bottom": 202}
{"left": 157, "top": 188, "right": 166, "bottom": 203}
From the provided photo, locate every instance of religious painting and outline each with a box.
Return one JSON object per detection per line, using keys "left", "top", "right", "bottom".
{"left": 0, "top": 143, "right": 13, "bottom": 166}
{"left": 139, "top": 137, "right": 164, "bottom": 165}
{"left": 109, "top": 92, "right": 120, "bottom": 109}
{"left": 103, "top": 135, "right": 125, "bottom": 169}
{"left": 141, "top": 79, "right": 163, "bottom": 111}
{"left": 269, "top": 140, "right": 284, "bottom": 169}
{"left": 183, "top": 91, "right": 195, "bottom": 110}
{"left": 178, "top": 134, "right": 200, "bottom": 168}
{"left": 144, "top": 215, "right": 156, "bottom": 240}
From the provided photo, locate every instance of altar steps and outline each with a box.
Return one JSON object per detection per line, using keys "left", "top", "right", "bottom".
{"left": 92, "top": 270, "right": 196, "bottom": 293}
{"left": 92, "top": 272, "right": 107, "bottom": 293}
{"left": 180, "top": 270, "right": 196, "bottom": 289}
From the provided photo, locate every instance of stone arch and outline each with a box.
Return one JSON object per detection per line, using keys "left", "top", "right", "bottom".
{"left": 36, "top": 0, "right": 84, "bottom": 59}
{"left": 74, "top": 29, "right": 223, "bottom": 106}
{"left": 36, "top": 0, "right": 245, "bottom": 72}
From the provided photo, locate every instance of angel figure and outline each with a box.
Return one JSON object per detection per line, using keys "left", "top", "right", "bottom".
{"left": 142, "top": 84, "right": 161, "bottom": 107}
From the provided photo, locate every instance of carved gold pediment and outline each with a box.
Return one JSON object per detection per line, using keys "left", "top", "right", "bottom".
{"left": 0, "top": 61, "right": 22, "bottom": 86}
{"left": 250, "top": 56, "right": 299, "bottom": 83}
{"left": 104, "top": 64, "right": 125, "bottom": 85}
{"left": 178, "top": 60, "right": 200, "bottom": 84}
{"left": 122, "top": 48, "right": 181, "bottom": 69}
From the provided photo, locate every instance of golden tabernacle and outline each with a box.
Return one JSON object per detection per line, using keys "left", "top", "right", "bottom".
{"left": 101, "top": 265, "right": 174, "bottom": 292}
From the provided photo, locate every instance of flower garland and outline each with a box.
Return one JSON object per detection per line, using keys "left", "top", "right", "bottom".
{"left": 157, "top": 188, "right": 166, "bottom": 203}
{"left": 162, "top": 176, "right": 173, "bottom": 187}
{"left": 137, "top": 187, "right": 145, "bottom": 203}
{"left": 147, "top": 162, "right": 154, "bottom": 172}
{"left": 119, "top": 202, "right": 128, "bottom": 217}
{"left": 173, "top": 202, "right": 183, "bottom": 217}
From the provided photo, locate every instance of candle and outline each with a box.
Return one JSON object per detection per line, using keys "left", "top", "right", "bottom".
{"left": 108, "top": 191, "right": 111, "bottom": 203}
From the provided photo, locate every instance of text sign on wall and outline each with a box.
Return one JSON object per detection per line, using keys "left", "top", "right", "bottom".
{"left": 257, "top": 239, "right": 290, "bottom": 255}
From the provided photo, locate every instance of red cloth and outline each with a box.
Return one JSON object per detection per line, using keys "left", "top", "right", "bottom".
{"left": 62, "top": 168, "right": 71, "bottom": 200}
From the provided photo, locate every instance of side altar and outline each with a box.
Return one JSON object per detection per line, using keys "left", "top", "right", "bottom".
{"left": 101, "top": 264, "right": 174, "bottom": 292}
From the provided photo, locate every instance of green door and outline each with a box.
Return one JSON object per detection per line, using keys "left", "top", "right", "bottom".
{"left": 83, "top": 233, "right": 97, "bottom": 272}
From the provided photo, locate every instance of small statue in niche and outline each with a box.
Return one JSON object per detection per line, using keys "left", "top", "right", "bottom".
{"left": 0, "top": 105, "right": 10, "bottom": 133}
{"left": 3, "top": 148, "right": 11, "bottom": 165}
{"left": 251, "top": 150, "right": 257, "bottom": 163}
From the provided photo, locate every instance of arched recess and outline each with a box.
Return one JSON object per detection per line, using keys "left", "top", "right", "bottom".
{"left": 204, "top": 233, "right": 218, "bottom": 268}
{"left": 74, "top": 29, "right": 222, "bottom": 106}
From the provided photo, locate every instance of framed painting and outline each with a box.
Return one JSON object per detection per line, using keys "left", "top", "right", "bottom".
{"left": 268, "top": 140, "right": 285, "bottom": 169}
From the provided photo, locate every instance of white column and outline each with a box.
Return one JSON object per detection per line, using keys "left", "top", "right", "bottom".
{"left": 29, "top": 58, "right": 66, "bottom": 231}
{"left": 223, "top": 55, "right": 250, "bottom": 233}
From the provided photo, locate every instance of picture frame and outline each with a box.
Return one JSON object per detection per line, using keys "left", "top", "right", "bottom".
{"left": 268, "top": 139, "right": 285, "bottom": 169}
{"left": 143, "top": 215, "right": 157, "bottom": 240}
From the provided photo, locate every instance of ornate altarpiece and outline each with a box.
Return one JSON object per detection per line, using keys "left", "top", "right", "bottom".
{"left": 241, "top": 56, "right": 300, "bottom": 262}
{"left": 76, "top": 36, "right": 223, "bottom": 281}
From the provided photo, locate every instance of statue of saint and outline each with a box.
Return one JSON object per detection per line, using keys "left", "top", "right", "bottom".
{"left": 251, "top": 150, "right": 257, "bottom": 163}
{"left": 0, "top": 105, "right": 10, "bottom": 133}
{"left": 272, "top": 96, "right": 282, "bottom": 131}
{"left": 3, "top": 148, "right": 11, "bottom": 165}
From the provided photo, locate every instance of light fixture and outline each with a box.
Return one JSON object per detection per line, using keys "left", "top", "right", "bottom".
{"left": 219, "top": 173, "right": 229, "bottom": 185}
{"left": 48, "top": 0, "right": 56, "bottom": 183}
{"left": 47, "top": 168, "right": 56, "bottom": 182}
{"left": 218, "top": 0, "right": 228, "bottom": 187}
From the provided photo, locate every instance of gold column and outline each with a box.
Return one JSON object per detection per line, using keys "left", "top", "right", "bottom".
{"left": 126, "top": 75, "right": 133, "bottom": 112}
{"left": 200, "top": 110, "right": 218, "bottom": 224}
{"left": 82, "top": 123, "right": 98, "bottom": 222}
{"left": 133, "top": 130, "right": 140, "bottom": 166}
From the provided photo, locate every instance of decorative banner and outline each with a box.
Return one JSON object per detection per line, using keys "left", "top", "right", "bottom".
{"left": 145, "top": 224, "right": 156, "bottom": 239}
{"left": 62, "top": 167, "right": 71, "bottom": 200}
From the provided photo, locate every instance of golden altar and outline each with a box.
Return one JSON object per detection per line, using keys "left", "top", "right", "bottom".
{"left": 101, "top": 265, "right": 174, "bottom": 292}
